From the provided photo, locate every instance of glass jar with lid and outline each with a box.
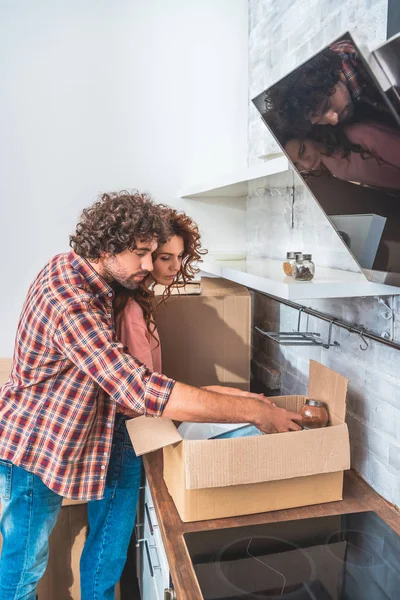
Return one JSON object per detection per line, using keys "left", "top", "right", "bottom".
{"left": 282, "top": 252, "right": 296, "bottom": 276}
{"left": 300, "top": 399, "right": 329, "bottom": 429}
{"left": 293, "top": 253, "right": 315, "bottom": 281}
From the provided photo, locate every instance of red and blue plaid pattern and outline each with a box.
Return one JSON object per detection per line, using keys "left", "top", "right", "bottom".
{"left": 331, "top": 40, "right": 362, "bottom": 100}
{"left": 0, "top": 251, "right": 175, "bottom": 500}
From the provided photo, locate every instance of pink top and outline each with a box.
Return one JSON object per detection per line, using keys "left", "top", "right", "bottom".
{"left": 322, "top": 122, "right": 400, "bottom": 189}
{"left": 117, "top": 299, "right": 162, "bottom": 374}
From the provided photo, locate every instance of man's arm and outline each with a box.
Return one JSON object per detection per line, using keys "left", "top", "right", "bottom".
{"left": 163, "top": 382, "right": 302, "bottom": 434}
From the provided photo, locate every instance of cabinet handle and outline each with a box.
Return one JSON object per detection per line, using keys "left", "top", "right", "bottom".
{"left": 144, "top": 540, "right": 154, "bottom": 578}
{"left": 164, "top": 588, "right": 176, "bottom": 600}
{"left": 145, "top": 501, "right": 158, "bottom": 533}
{"left": 144, "top": 502, "right": 154, "bottom": 535}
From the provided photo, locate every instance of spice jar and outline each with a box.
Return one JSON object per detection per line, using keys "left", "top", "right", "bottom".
{"left": 283, "top": 252, "right": 296, "bottom": 276}
{"left": 300, "top": 399, "right": 329, "bottom": 429}
{"left": 293, "top": 253, "right": 315, "bottom": 281}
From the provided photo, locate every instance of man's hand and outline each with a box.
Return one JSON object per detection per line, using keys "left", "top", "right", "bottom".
{"left": 255, "top": 404, "right": 302, "bottom": 434}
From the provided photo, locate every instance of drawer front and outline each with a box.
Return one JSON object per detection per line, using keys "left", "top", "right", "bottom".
{"left": 141, "top": 536, "right": 159, "bottom": 600}
{"left": 143, "top": 480, "right": 171, "bottom": 597}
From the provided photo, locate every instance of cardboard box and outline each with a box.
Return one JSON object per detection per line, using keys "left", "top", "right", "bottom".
{"left": 0, "top": 358, "right": 11, "bottom": 387}
{"left": 128, "top": 360, "right": 350, "bottom": 522}
{"left": 154, "top": 277, "right": 251, "bottom": 389}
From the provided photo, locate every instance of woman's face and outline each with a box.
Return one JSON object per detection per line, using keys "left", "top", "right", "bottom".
{"left": 152, "top": 235, "right": 185, "bottom": 286}
{"left": 285, "top": 139, "right": 325, "bottom": 172}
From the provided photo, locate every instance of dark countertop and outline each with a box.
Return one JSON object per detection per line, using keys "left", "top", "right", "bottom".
{"left": 143, "top": 449, "right": 400, "bottom": 600}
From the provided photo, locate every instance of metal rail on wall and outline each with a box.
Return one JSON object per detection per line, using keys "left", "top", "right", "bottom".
{"left": 255, "top": 307, "right": 340, "bottom": 349}
{"left": 251, "top": 290, "right": 400, "bottom": 353}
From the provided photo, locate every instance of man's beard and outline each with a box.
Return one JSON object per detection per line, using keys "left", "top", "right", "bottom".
{"left": 102, "top": 262, "right": 147, "bottom": 290}
{"left": 113, "top": 275, "right": 139, "bottom": 290}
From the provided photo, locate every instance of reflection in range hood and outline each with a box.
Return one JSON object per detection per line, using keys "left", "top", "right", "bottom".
{"left": 252, "top": 31, "right": 400, "bottom": 288}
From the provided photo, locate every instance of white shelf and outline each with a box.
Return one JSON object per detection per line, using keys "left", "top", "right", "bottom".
{"left": 180, "top": 156, "right": 289, "bottom": 199}
{"left": 201, "top": 257, "right": 400, "bottom": 299}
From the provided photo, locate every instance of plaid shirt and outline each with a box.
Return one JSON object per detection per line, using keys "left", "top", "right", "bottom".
{"left": 0, "top": 251, "right": 175, "bottom": 500}
{"left": 330, "top": 40, "right": 362, "bottom": 100}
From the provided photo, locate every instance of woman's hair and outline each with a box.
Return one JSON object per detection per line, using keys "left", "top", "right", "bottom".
{"left": 113, "top": 209, "right": 207, "bottom": 340}
{"left": 70, "top": 190, "right": 169, "bottom": 259}
{"left": 160, "top": 208, "right": 207, "bottom": 294}
{"left": 309, "top": 126, "right": 371, "bottom": 160}
{"left": 113, "top": 281, "right": 158, "bottom": 342}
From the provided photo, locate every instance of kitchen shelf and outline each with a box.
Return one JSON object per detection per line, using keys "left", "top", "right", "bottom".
{"left": 200, "top": 256, "right": 400, "bottom": 299}
{"left": 180, "top": 155, "right": 289, "bottom": 199}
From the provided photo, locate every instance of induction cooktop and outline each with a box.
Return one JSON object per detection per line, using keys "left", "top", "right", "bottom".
{"left": 184, "top": 511, "right": 399, "bottom": 599}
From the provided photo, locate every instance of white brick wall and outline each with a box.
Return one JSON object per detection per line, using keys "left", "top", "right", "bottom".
{"left": 251, "top": 293, "right": 400, "bottom": 506}
{"left": 248, "top": 0, "right": 399, "bottom": 506}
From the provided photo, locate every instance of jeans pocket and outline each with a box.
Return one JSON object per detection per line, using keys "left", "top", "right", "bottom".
{"left": 0, "top": 459, "right": 12, "bottom": 501}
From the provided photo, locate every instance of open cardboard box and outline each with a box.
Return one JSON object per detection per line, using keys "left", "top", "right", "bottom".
{"left": 127, "top": 360, "right": 350, "bottom": 522}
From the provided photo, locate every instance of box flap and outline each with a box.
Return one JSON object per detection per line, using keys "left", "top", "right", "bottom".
{"left": 126, "top": 415, "right": 182, "bottom": 456}
{"left": 308, "top": 360, "right": 348, "bottom": 424}
{"left": 183, "top": 423, "right": 350, "bottom": 490}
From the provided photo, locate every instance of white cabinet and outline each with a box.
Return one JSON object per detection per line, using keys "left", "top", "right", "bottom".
{"left": 138, "top": 479, "right": 171, "bottom": 600}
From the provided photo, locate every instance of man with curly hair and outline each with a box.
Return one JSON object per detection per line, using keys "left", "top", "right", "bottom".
{"left": 262, "top": 39, "right": 392, "bottom": 138}
{"left": 0, "top": 191, "right": 302, "bottom": 600}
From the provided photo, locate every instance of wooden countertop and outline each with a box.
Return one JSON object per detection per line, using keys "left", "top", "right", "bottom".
{"left": 143, "top": 449, "right": 400, "bottom": 600}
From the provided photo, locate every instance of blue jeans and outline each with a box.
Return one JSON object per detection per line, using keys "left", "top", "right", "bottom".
{"left": 0, "top": 415, "right": 142, "bottom": 600}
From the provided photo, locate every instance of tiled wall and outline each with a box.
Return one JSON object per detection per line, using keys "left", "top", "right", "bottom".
{"left": 248, "top": 0, "right": 400, "bottom": 507}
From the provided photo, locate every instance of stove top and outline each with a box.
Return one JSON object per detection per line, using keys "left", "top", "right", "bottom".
{"left": 184, "top": 512, "right": 399, "bottom": 599}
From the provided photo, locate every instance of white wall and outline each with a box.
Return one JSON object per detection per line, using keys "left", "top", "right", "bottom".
{"left": 0, "top": 0, "right": 248, "bottom": 355}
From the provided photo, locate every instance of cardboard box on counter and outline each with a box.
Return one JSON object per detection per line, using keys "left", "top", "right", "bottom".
{"left": 127, "top": 360, "right": 350, "bottom": 522}
{"left": 154, "top": 277, "right": 251, "bottom": 390}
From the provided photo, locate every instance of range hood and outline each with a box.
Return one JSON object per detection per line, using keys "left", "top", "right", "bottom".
{"left": 252, "top": 30, "right": 400, "bottom": 289}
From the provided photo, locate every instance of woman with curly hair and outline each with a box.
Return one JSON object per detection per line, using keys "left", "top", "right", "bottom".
{"left": 284, "top": 121, "right": 400, "bottom": 190}
{"left": 113, "top": 208, "right": 205, "bottom": 378}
